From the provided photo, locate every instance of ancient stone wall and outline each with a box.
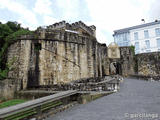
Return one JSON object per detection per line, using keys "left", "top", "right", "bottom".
{"left": 0, "top": 79, "right": 19, "bottom": 101}
{"left": 47, "top": 21, "right": 96, "bottom": 37}
{"left": 106, "top": 45, "right": 134, "bottom": 76}
{"left": 7, "top": 40, "right": 32, "bottom": 89}
{"left": 136, "top": 52, "right": 160, "bottom": 76}
{"left": 7, "top": 30, "right": 108, "bottom": 89}
{"left": 120, "top": 47, "right": 134, "bottom": 76}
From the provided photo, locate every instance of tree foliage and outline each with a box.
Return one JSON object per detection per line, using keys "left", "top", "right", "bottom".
{"left": 130, "top": 45, "right": 135, "bottom": 55}
{"left": 0, "top": 21, "right": 33, "bottom": 80}
{"left": 6, "top": 21, "right": 21, "bottom": 32}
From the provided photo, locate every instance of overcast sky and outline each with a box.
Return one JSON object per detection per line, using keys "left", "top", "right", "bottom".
{"left": 0, "top": 0, "right": 159, "bottom": 45}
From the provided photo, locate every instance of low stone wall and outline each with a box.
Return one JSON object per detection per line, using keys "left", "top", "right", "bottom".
{"left": 35, "top": 75, "right": 121, "bottom": 92}
{"left": 0, "top": 79, "right": 17, "bottom": 101}
{"left": 16, "top": 91, "right": 54, "bottom": 100}
{"left": 78, "top": 92, "right": 114, "bottom": 104}
{"left": 136, "top": 52, "right": 160, "bottom": 76}
{"left": 130, "top": 74, "right": 160, "bottom": 81}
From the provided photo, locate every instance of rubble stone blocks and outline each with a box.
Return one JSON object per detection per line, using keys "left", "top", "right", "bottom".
{"left": 136, "top": 52, "right": 160, "bottom": 80}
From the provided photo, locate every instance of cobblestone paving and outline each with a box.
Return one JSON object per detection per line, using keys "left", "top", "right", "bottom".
{"left": 46, "top": 78, "right": 160, "bottom": 120}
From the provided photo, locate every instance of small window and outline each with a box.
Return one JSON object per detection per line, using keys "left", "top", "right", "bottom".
{"left": 145, "top": 40, "right": 150, "bottom": 49}
{"left": 123, "top": 42, "right": 128, "bottom": 46}
{"left": 157, "top": 38, "right": 160, "bottom": 48}
{"left": 34, "top": 43, "right": 42, "bottom": 51}
{"left": 155, "top": 28, "right": 160, "bottom": 37}
{"left": 134, "top": 32, "right": 138, "bottom": 40}
{"left": 144, "top": 30, "right": 149, "bottom": 38}
{"left": 146, "top": 50, "right": 151, "bottom": 52}
{"left": 135, "top": 42, "right": 139, "bottom": 50}
{"left": 123, "top": 33, "right": 128, "bottom": 41}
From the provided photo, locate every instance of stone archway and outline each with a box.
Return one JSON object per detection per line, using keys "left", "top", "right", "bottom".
{"left": 116, "top": 62, "right": 122, "bottom": 75}
{"left": 110, "top": 62, "right": 122, "bottom": 75}
{"left": 108, "top": 42, "right": 122, "bottom": 75}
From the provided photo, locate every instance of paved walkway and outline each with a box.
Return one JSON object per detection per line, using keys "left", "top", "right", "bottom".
{"left": 46, "top": 78, "right": 160, "bottom": 120}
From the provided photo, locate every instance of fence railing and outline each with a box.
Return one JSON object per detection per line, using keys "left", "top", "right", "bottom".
{"left": 0, "top": 90, "right": 77, "bottom": 119}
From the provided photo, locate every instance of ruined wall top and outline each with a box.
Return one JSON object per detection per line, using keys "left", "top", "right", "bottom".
{"left": 47, "top": 21, "right": 66, "bottom": 30}
{"left": 44, "top": 21, "right": 96, "bottom": 37}
{"left": 15, "top": 21, "right": 98, "bottom": 45}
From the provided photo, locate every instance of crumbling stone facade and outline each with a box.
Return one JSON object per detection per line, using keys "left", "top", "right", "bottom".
{"left": 120, "top": 47, "right": 134, "bottom": 76}
{"left": 136, "top": 52, "right": 160, "bottom": 76}
{"left": 107, "top": 44, "right": 134, "bottom": 76}
{"left": 7, "top": 21, "right": 109, "bottom": 90}
{"left": 0, "top": 79, "right": 17, "bottom": 101}
{"left": 7, "top": 21, "right": 134, "bottom": 90}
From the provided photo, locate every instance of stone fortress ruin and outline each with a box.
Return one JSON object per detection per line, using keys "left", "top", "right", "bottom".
{"left": 1, "top": 20, "right": 160, "bottom": 103}
{"left": 6, "top": 21, "right": 134, "bottom": 91}
{"left": 1, "top": 20, "right": 160, "bottom": 120}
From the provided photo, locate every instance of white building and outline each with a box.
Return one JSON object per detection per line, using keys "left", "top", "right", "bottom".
{"left": 113, "top": 20, "right": 160, "bottom": 54}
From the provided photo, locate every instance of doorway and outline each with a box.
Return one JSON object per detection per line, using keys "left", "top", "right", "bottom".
{"left": 110, "top": 62, "right": 122, "bottom": 75}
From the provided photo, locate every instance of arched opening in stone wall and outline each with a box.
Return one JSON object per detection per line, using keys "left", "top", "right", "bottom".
{"left": 116, "top": 62, "right": 122, "bottom": 75}
{"left": 109, "top": 62, "right": 122, "bottom": 75}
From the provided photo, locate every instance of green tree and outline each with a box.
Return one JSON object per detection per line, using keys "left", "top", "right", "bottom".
{"left": 0, "top": 21, "right": 33, "bottom": 80}
{"left": 6, "top": 21, "right": 21, "bottom": 32}
{"left": 0, "top": 24, "right": 13, "bottom": 48}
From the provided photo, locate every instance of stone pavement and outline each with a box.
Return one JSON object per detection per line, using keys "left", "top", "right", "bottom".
{"left": 46, "top": 78, "right": 160, "bottom": 120}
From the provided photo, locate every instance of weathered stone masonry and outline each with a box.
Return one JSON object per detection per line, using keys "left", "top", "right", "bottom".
{"left": 7, "top": 21, "right": 134, "bottom": 91}
{"left": 7, "top": 21, "right": 109, "bottom": 90}
{"left": 136, "top": 52, "right": 160, "bottom": 76}
{"left": 120, "top": 47, "right": 134, "bottom": 76}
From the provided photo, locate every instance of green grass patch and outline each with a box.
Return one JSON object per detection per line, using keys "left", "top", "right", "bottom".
{"left": 3, "top": 101, "right": 62, "bottom": 120}
{"left": 4, "top": 108, "right": 36, "bottom": 120}
{"left": 0, "top": 99, "right": 27, "bottom": 109}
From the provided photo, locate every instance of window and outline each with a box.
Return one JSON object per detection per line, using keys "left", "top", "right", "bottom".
{"left": 134, "top": 32, "right": 138, "bottom": 40}
{"left": 135, "top": 42, "right": 139, "bottom": 50}
{"left": 123, "top": 33, "right": 127, "bottom": 41}
{"left": 135, "top": 42, "right": 139, "bottom": 54}
{"left": 144, "top": 30, "right": 149, "bottom": 38}
{"left": 146, "top": 50, "right": 151, "bottom": 52}
{"left": 123, "top": 42, "right": 128, "bottom": 46}
{"left": 155, "top": 28, "right": 160, "bottom": 37}
{"left": 119, "top": 34, "right": 123, "bottom": 42}
{"left": 114, "top": 33, "right": 130, "bottom": 47}
{"left": 145, "top": 40, "right": 150, "bottom": 49}
{"left": 114, "top": 36, "right": 117, "bottom": 43}
{"left": 157, "top": 38, "right": 160, "bottom": 48}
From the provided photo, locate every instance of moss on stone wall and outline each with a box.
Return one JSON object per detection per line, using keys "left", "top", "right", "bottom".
{"left": 0, "top": 28, "right": 33, "bottom": 80}
{"left": 129, "top": 45, "right": 135, "bottom": 55}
